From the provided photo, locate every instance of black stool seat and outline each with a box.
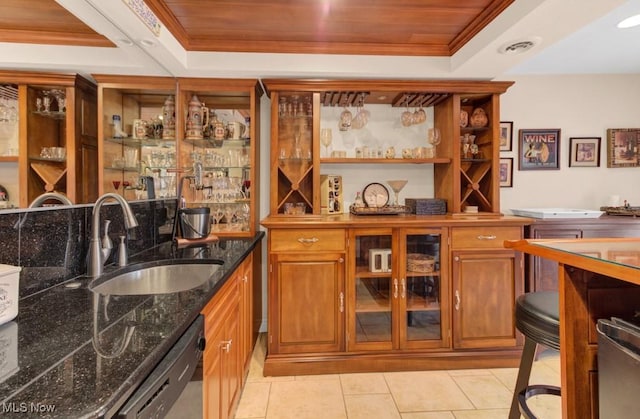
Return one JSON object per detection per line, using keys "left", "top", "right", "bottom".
{"left": 509, "top": 291, "right": 561, "bottom": 419}
{"left": 516, "top": 291, "right": 560, "bottom": 351}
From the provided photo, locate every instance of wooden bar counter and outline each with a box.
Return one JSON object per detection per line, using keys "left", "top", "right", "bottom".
{"left": 504, "top": 238, "right": 640, "bottom": 419}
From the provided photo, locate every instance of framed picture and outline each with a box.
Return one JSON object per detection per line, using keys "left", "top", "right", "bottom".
{"left": 606, "top": 128, "right": 640, "bottom": 168}
{"left": 500, "top": 121, "right": 513, "bottom": 151}
{"left": 569, "top": 137, "right": 601, "bottom": 167}
{"left": 499, "top": 157, "right": 513, "bottom": 187}
{"left": 518, "top": 129, "right": 561, "bottom": 170}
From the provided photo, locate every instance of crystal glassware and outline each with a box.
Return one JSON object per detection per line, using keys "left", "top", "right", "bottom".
{"left": 427, "top": 128, "right": 441, "bottom": 155}
{"left": 320, "top": 128, "right": 333, "bottom": 157}
{"left": 387, "top": 180, "right": 408, "bottom": 206}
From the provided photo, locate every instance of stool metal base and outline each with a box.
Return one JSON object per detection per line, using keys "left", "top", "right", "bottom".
{"left": 518, "top": 384, "right": 562, "bottom": 419}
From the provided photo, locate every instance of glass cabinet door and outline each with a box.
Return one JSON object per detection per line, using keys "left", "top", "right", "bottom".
{"left": 400, "top": 231, "right": 446, "bottom": 349}
{"left": 351, "top": 230, "right": 394, "bottom": 351}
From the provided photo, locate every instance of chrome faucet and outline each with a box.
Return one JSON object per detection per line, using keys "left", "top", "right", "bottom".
{"left": 87, "top": 193, "right": 139, "bottom": 277}
{"left": 28, "top": 192, "right": 73, "bottom": 208}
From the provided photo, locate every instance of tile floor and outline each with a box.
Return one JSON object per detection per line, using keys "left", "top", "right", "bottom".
{"left": 234, "top": 334, "right": 562, "bottom": 419}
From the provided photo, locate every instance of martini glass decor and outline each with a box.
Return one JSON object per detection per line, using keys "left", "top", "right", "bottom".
{"left": 387, "top": 180, "right": 408, "bottom": 206}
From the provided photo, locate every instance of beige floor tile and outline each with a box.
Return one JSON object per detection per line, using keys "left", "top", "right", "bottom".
{"left": 451, "top": 408, "right": 510, "bottom": 418}
{"left": 385, "top": 371, "right": 474, "bottom": 412}
{"left": 295, "top": 373, "right": 341, "bottom": 381}
{"left": 340, "top": 372, "right": 389, "bottom": 395}
{"left": 344, "top": 394, "right": 401, "bottom": 419}
{"left": 451, "top": 374, "right": 512, "bottom": 409}
{"left": 401, "top": 412, "right": 456, "bottom": 418}
{"left": 266, "top": 379, "right": 347, "bottom": 419}
{"left": 234, "top": 382, "right": 271, "bottom": 418}
{"left": 520, "top": 393, "right": 562, "bottom": 419}
{"left": 447, "top": 369, "right": 493, "bottom": 377}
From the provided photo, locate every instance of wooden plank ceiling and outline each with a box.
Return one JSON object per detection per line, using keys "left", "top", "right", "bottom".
{"left": 0, "top": 0, "right": 514, "bottom": 56}
{"left": 0, "top": 0, "right": 113, "bottom": 47}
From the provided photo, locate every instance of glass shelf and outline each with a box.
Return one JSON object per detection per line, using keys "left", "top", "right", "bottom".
{"left": 105, "top": 137, "right": 176, "bottom": 148}
{"left": 33, "top": 111, "right": 66, "bottom": 120}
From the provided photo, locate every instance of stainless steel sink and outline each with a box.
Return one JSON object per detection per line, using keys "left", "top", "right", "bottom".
{"left": 89, "top": 263, "right": 223, "bottom": 295}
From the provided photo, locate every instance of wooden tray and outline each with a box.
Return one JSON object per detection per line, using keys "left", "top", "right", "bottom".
{"left": 600, "top": 206, "right": 640, "bottom": 217}
{"left": 350, "top": 205, "right": 411, "bottom": 216}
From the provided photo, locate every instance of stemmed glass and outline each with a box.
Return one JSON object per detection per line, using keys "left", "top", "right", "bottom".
{"left": 320, "top": 128, "right": 333, "bottom": 157}
{"left": 112, "top": 180, "right": 121, "bottom": 191}
{"left": 427, "top": 128, "right": 441, "bottom": 154}
{"left": 213, "top": 207, "right": 225, "bottom": 231}
{"left": 387, "top": 180, "right": 408, "bottom": 206}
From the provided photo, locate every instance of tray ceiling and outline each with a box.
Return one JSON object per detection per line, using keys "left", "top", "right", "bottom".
{"left": 1, "top": 0, "right": 513, "bottom": 56}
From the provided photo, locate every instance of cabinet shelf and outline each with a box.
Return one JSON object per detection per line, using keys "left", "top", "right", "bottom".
{"left": 105, "top": 137, "right": 176, "bottom": 148}
{"left": 33, "top": 111, "right": 66, "bottom": 120}
{"left": 0, "top": 156, "right": 18, "bottom": 163}
{"left": 321, "top": 157, "right": 451, "bottom": 164}
{"left": 184, "top": 138, "right": 249, "bottom": 148}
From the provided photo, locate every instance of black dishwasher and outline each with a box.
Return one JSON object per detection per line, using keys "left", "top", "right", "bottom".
{"left": 116, "top": 315, "right": 205, "bottom": 419}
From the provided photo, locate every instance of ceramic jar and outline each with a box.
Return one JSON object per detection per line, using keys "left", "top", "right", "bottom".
{"left": 185, "top": 95, "right": 204, "bottom": 140}
{"left": 460, "top": 110, "right": 469, "bottom": 128}
{"left": 162, "top": 95, "right": 175, "bottom": 139}
{"left": 469, "top": 108, "right": 488, "bottom": 128}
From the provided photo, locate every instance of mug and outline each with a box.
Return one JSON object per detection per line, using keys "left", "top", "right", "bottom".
{"left": 132, "top": 119, "right": 148, "bottom": 139}
{"left": 227, "top": 122, "right": 246, "bottom": 139}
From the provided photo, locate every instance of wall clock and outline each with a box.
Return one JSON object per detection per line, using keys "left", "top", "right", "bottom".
{"left": 362, "top": 182, "right": 389, "bottom": 207}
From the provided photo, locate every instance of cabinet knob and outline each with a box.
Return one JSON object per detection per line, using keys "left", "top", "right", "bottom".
{"left": 338, "top": 257, "right": 344, "bottom": 263}
{"left": 297, "top": 237, "right": 319, "bottom": 244}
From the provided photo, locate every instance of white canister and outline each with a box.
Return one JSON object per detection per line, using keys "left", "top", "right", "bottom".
{"left": 0, "top": 321, "right": 18, "bottom": 384}
{"left": 0, "top": 264, "right": 21, "bottom": 326}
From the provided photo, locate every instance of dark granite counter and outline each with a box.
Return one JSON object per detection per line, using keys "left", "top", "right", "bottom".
{"left": 0, "top": 233, "right": 263, "bottom": 418}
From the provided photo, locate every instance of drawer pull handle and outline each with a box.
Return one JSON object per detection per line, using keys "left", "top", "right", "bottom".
{"left": 401, "top": 278, "right": 406, "bottom": 299}
{"left": 455, "top": 290, "right": 460, "bottom": 311}
{"left": 476, "top": 235, "right": 497, "bottom": 240}
{"left": 221, "top": 339, "right": 232, "bottom": 353}
{"left": 297, "top": 237, "right": 319, "bottom": 244}
{"left": 393, "top": 278, "right": 398, "bottom": 299}
{"left": 339, "top": 292, "right": 344, "bottom": 313}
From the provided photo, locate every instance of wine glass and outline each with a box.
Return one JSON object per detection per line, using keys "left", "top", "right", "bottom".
{"left": 213, "top": 207, "right": 225, "bottom": 231}
{"left": 112, "top": 180, "right": 121, "bottom": 192}
{"left": 387, "top": 180, "right": 408, "bottom": 206}
{"left": 320, "top": 128, "right": 333, "bottom": 157}
{"left": 427, "top": 128, "right": 441, "bottom": 154}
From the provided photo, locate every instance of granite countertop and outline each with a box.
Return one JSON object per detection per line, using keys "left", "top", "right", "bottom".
{"left": 0, "top": 233, "right": 263, "bottom": 418}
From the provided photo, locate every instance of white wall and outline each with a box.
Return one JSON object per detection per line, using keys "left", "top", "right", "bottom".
{"left": 497, "top": 74, "right": 640, "bottom": 212}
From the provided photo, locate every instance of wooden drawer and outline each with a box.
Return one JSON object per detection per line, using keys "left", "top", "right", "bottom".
{"left": 451, "top": 226, "right": 521, "bottom": 249}
{"left": 270, "top": 228, "right": 346, "bottom": 252}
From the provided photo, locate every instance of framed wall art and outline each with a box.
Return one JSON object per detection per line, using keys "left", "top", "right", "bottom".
{"left": 606, "top": 128, "right": 640, "bottom": 168}
{"left": 518, "top": 128, "right": 561, "bottom": 170}
{"left": 500, "top": 121, "right": 513, "bottom": 151}
{"left": 499, "top": 157, "right": 513, "bottom": 187}
{"left": 569, "top": 137, "right": 600, "bottom": 167}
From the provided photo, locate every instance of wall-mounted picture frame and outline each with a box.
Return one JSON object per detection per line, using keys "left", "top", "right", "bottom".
{"left": 569, "top": 137, "right": 601, "bottom": 167}
{"left": 518, "top": 128, "right": 561, "bottom": 170}
{"left": 606, "top": 128, "right": 640, "bottom": 168}
{"left": 499, "top": 157, "right": 513, "bottom": 187}
{"left": 500, "top": 121, "right": 513, "bottom": 151}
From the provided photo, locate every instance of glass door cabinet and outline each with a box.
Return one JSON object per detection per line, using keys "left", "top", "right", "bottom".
{"left": 348, "top": 227, "right": 449, "bottom": 352}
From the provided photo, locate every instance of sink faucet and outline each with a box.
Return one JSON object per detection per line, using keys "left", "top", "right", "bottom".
{"left": 28, "top": 192, "right": 74, "bottom": 208}
{"left": 87, "top": 193, "right": 139, "bottom": 277}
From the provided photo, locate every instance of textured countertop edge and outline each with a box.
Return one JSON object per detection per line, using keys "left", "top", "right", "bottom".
{"left": 2, "top": 232, "right": 265, "bottom": 418}
{"left": 260, "top": 214, "right": 534, "bottom": 228}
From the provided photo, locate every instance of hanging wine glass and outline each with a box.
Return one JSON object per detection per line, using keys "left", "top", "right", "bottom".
{"left": 338, "top": 107, "right": 352, "bottom": 131}
{"left": 112, "top": 180, "right": 121, "bottom": 191}
{"left": 320, "top": 128, "right": 333, "bottom": 157}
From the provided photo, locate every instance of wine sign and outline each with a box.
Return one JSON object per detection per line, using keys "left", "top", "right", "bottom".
{"left": 518, "top": 129, "right": 561, "bottom": 170}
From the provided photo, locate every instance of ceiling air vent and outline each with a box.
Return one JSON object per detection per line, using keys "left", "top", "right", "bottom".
{"left": 498, "top": 37, "right": 541, "bottom": 55}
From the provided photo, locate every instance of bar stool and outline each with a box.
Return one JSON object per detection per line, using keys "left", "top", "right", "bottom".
{"left": 508, "top": 291, "right": 561, "bottom": 419}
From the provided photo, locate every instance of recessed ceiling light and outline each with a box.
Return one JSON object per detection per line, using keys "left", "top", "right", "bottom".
{"left": 118, "top": 39, "right": 134, "bottom": 47}
{"left": 498, "top": 37, "right": 541, "bottom": 55}
{"left": 140, "top": 39, "right": 155, "bottom": 48}
{"left": 617, "top": 14, "right": 640, "bottom": 29}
